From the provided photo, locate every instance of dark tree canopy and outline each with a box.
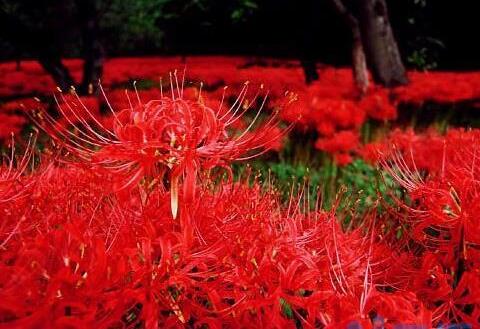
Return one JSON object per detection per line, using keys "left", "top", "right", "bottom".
{"left": 1, "top": 0, "right": 479, "bottom": 90}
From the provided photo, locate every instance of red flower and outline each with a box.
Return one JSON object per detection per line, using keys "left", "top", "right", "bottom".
{"left": 0, "top": 135, "right": 35, "bottom": 205}
{"left": 334, "top": 152, "right": 353, "bottom": 166}
{"left": 314, "top": 130, "right": 359, "bottom": 154}
{"left": 35, "top": 82, "right": 285, "bottom": 219}
{"left": 359, "top": 89, "right": 397, "bottom": 121}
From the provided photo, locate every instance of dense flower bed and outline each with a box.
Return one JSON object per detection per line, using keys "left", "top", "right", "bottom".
{"left": 1, "top": 58, "right": 480, "bottom": 327}
{"left": 2, "top": 57, "right": 480, "bottom": 160}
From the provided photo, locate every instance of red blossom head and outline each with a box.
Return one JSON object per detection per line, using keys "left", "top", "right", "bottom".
{"left": 34, "top": 76, "right": 287, "bottom": 218}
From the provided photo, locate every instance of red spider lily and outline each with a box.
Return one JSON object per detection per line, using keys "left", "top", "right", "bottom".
{"left": 359, "top": 88, "right": 398, "bottom": 121}
{"left": 7, "top": 58, "right": 480, "bottom": 328}
{"left": 0, "top": 134, "right": 36, "bottom": 205}
{"left": 380, "top": 129, "right": 480, "bottom": 248}
{"left": 314, "top": 130, "right": 359, "bottom": 165}
{"left": 314, "top": 130, "right": 359, "bottom": 154}
{"left": 376, "top": 128, "right": 480, "bottom": 326}
{"left": 393, "top": 71, "right": 480, "bottom": 104}
{"left": 33, "top": 78, "right": 287, "bottom": 219}
{"left": 179, "top": 180, "right": 425, "bottom": 328}
{"left": 0, "top": 136, "right": 38, "bottom": 253}
{"left": 1, "top": 159, "right": 436, "bottom": 328}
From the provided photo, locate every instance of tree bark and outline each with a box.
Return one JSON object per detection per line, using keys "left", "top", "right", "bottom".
{"left": 37, "top": 56, "right": 76, "bottom": 92}
{"left": 352, "top": 29, "right": 369, "bottom": 95}
{"left": 298, "top": 0, "right": 319, "bottom": 84}
{"left": 357, "top": 0, "right": 408, "bottom": 87}
{"left": 328, "top": 0, "right": 369, "bottom": 95}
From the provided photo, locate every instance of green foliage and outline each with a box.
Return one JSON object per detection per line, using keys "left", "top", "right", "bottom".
{"left": 337, "top": 159, "right": 401, "bottom": 215}
{"left": 0, "top": 0, "right": 167, "bottom": 57}
{"left": 279, "top": 298, "right": 293, "bottom": 319}
{"left": 235, "top": 155, "right": 403, "bottom": 225}
{"left": 407, "top": 48, "right": 437, "bottom": 71}
{"left": 230, "top": 0, "right": 258, "bottom": 24}
{"left": 406, "top": 0, "right": 445, "bottom": 71}
{"left": 158, "top": 0, "right": 258, "bottom": 25}
{"left": 101, "top": 0, "right": 166, "bottom": 53}
{"left": 268, "top": 162, "right": 322, "bottom": 190}
{"left": 407, "top": 39, "right": 444, "bottom": 71}
{"left": 236, "top": 158, "right": 325, "bottom": 210}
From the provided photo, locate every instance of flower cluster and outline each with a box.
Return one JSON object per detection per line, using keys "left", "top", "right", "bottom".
{"left": 0, "top": 148, "right": 429, "bottom": 328}
{"left": 3, "top": 65, "right": 480, "bottom": 327}
{"left": 361, "top": 128, "right": 480, "bottom": 325}
{"left": 4, "top": 57, "right": 480, "bottom": 164}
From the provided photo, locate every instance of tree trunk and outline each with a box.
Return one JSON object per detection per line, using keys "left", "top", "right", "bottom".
{"left": 352, "top": 29, "right": 369, "bottom": 95}
{"left": 298, "top": 0, "right": 319, "bottom": 84}
{"left": 357, "top": 0, "right": 407, "bottom": 87}
{"left": 301, "top": 59, "right": 319, "bottom": 84}
{"left": 77, "top": 0, "right": 104, "bottom": 95}
{"left": 38, "top": 56, "right": 76, "bottom": 92}
{"left": 328, "top": 0, "right": 369, "bottom": 95}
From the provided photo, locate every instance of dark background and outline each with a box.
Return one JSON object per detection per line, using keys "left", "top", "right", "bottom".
{"left": 1, "top": 0, "right": 478, "bottom": 70}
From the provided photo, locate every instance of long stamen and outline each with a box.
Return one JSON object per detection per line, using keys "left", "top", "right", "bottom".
{"left": 133, "top": 81, "right": 142, "bottom": 107}
{"left": 169, "top": 72, "right": 175, "bottom": 101}
{"left": 99, "top": 82, "right": 122, "bottom": 126}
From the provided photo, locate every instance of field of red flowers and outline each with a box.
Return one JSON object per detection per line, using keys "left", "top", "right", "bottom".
{"left": 1, "top": 56, "right": 480, "bottom": 328}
